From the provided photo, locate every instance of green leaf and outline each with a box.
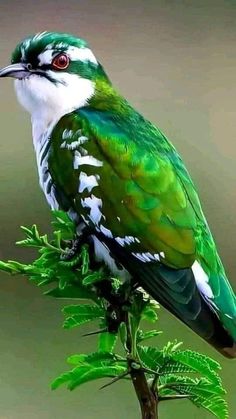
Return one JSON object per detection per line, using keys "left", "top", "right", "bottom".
{"left": 17, "top": 225, "right": 40, "bottom": 246}
{"left": 98, "top": 332, "right": 118, "bottom": 353}
{"left": 138, "top": 346, "right": 163, "bottom": 371}
{"left": 159, "top": 376, "right": 228, "bottom": 419}
{"left": 59, "top": 254, "right": 82, "bottom": 268}
{"left": 119, "top": 322, "right": 128, "bottom": 348}
{"left": 0, "top": 260, "right": 27, "bottom": 274}
{"left": 169, "top": 350, "right": 222, "bottom": 385}
{"left": 67, "top": 351, "right": 121, "bottom": 366}
{"left": 51, "top": 364, "right": 127, "bottom": 391}
{"left": 37, "top": 276, "right": 56, "bottom": 287}
{"left": 51, "top": 210, "right": 75, "bottom": 240}
{"left": 82, "top": 270, "right": 104, "bottom": 286}
{"left": 139, "top": 345, "right": 222, "bottom": 386}
{"left": 59, "top": 276, "right": 69, "bottom": 290}
{"left": 141, "top": 301, "right": 159, "bottom": 323}
{"left": 162, "top": 340, "right": 183, "bottom": 356}
{"left": 44, "top": 284, "right": 97, "bottom": 300}
{"left": 81, "top": 245, "right": 89, "bottom": 275}
{"left": 53, "top": 230, "right": 62, "bottom": 249}
{"left": 137, "top": 329, "right": 162, "bottom": 344}
{"left": 63, "top": 304, "right": 105, "bottom": 329}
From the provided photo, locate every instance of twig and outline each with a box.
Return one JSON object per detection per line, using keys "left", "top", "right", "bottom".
{"left": 82, "top": 328, "right": 107, "bottom": 337}
{"left": 99, "top": 370, "right": 130, "bottom": 390}
{"left": 91, "top": 279, "right": 158, "bottom": 418}
{"left": 125, "top": 312, "right": 158, "bottom": 419}
{"left": 128, "top": 358, "right": 158, "bottom": 419}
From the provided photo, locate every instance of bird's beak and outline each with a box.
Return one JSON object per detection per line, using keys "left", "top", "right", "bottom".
{"left": 0, "top": 63, "right": 30, "bottom": 79}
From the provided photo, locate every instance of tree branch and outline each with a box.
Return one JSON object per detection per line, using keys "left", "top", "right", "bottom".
{"left": 94, "top": 279, "right": 159, "bottom": 418}
{"left": 128, "top": 359, "right": 158, "bottom": 419}
{"left": 125, "top": 311, "right": 158, "bottom": 419}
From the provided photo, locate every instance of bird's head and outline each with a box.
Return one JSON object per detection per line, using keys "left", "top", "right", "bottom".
{"left": 0, "top": 32, "right": 110, "bottom": 120}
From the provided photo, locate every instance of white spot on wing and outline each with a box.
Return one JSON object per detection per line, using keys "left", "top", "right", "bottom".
{"left": 62, "top": 129, "right": 73, "bottom": 140}
{"left": 73, "top": 152, "right": 103, "bottom": 169}
{"left": 81, "top": 195, "right": 103, "bottom": 225}
{"left": 131, "top": 252, "right": 161, "bottom": 262}
{"left": 78, "top": 135, "right": 89, "bottom": 144}
{"left": 115, "top": 235, "right": 140, "bottom": 247}
{"left": 100, "top": 224, "right": 113, "bottom": 238}
{"left": 79, "top": 172, "right": 99, "bottom": 193}
{"left": 92, "top": 236, "right": 130, "bottom": 281}
{"left": 62, "top": 140, "right": 80, "bottom": 150}
{"left": 132, "top": 253, "right": 147, "bottom": 262}
{"left": 192, "top": 260, "right": 213, "bottom": 299}
{"left": 60, "top": 134, "right": 89, "bottom": 151}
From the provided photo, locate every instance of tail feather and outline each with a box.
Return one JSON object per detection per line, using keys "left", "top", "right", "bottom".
{"left": 139, "top": 263, "right": 236, "bottom": 357}
{"left": 96, "top": 233, "right": 236, "bottom": 358}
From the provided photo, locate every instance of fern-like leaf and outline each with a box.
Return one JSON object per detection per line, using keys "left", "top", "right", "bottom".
{"left": 159, "top": 375, "right": 228, "bottom": 419}
{"left": 98, "top": 332, "right": 118, "bottom": 353}
{"left": 63, "top": 304, "right": 105, "bottom": 329}
{"left": 51, "top": 364, "right": 127, "bottom": 391}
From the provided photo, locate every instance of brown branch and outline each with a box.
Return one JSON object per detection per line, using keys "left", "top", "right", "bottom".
{"left": 94, "top": 279, "right": 158, "bottom": 418}
{"left": 125, "top": 311, "right": 158, "bottom": 419}
{"left": 128, "top": 359, "right": 158, "bottom": 419}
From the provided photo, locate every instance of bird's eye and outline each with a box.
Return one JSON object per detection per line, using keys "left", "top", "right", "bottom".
{"left": 52, "top": 53, "right": 69, "bottom": 70}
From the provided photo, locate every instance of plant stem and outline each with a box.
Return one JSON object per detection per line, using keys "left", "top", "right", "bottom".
{"left": 126, "top": 312, "right": 158, "bottom": 418}
{"left": 94, "top": 279, "right": 158, "bottom": 418}
{"left": 128, "top": 359, "right": 158, "bottom": 419}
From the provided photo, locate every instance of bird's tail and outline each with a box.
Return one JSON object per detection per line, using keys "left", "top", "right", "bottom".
{"left": 96, "top": 233, "right": 236, "bottom": 358}
{"left": 136, "top": 263, "right": 236, "bottom": 358}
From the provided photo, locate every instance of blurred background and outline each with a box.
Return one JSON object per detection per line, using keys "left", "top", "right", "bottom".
{"left": 0, "top": 1, "right": 235, "bottom": 418}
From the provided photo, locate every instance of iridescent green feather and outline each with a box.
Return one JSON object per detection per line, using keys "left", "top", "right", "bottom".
{"left": 48, "top": 81, "right": 236, "bottom": 340}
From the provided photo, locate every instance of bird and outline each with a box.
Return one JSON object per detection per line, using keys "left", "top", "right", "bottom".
{"left": 0, "top": 31, "right": 236, "bottom": 358}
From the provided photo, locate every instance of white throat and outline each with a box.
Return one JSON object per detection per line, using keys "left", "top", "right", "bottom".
{"left": 14, "top": 72, "right": 95, "bottom": 145}
{"left": 13, "top": 71, "right": 95, "bottom": 211}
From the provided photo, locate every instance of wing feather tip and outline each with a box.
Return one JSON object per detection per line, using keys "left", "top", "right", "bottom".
{"left": 220, "top": 343, "right": 236, "bottom": 359}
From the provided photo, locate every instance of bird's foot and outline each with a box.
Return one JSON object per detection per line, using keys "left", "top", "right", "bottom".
{"left": 60, "top": 225, "right": 92, "bottom": 261}
{"left": 60, "top": 237, "right": 82, "bottom": 261}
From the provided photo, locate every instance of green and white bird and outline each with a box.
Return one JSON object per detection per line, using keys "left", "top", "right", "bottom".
{"left": 1, "top": 31, "right": 236, "bottom": 357}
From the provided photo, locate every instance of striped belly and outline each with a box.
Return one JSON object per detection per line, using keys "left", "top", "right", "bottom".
{"left": 35, "top": 135, "right": 59, "bottom": 210}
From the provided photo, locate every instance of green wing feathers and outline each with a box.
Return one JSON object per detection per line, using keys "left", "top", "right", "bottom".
{"left": 48, "top": 106, "right": 236, "bottom": 352}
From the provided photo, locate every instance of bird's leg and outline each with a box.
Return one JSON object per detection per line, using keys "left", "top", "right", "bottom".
{"left": 60, "top": 223, "right": 93, "bottom": 261}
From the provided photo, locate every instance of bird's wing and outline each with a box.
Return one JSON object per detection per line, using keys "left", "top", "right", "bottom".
{"left": 48, "top": 109, "right": 236, "bottom": 352}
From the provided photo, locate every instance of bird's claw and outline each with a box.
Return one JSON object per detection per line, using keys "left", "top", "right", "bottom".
{"left": 60, "top": 224, "right": 93, "bottom": 261}
{"left": 60, "top": 237, "right": 83, "bottom": 261}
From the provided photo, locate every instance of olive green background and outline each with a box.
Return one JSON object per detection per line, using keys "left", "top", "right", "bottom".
{"left": 0, "top": 1, "right": 235, "bottom": 418}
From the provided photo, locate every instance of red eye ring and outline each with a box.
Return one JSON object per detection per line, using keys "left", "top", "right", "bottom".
{"left": 52, "top": 53, "right": 69, "bottom": 70}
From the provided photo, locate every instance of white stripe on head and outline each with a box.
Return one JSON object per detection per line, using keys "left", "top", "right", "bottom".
{"left": 38, "top": 46, "right": 97, "bottom": 66}
{"left": 67, "top": 46, "right": 97, "bottom": 64}
{"left": 33, "top": 31, "right": 48, "bottom": 42}
{"left": 38, "top": 49, "right": 54, "bottom": 65}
